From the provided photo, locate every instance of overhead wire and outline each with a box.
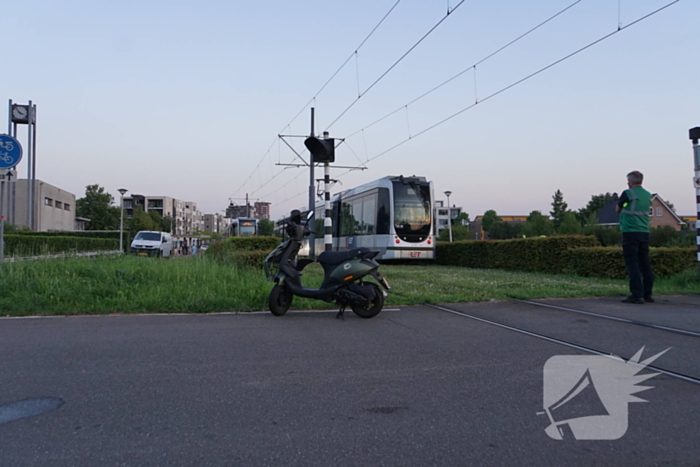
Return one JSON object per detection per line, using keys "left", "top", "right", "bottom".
{"left": 229, "top": 0, "right": 403, "bottom": 202}
{"left": 324, "top": 0, "right": 467, "bottom": 132}
{"left": 344, "top": 0, "right": 583, "bottom": 139}
{"left": 339, "top": 0, "right": 681, "bottom": 173}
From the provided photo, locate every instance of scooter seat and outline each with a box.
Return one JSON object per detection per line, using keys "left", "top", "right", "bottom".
{"left": 317, "top": 248, "right": 376, "bottom": 265}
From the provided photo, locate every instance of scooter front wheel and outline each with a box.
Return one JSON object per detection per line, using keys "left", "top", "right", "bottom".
{"left": 269, "top": 284, "right": 293, "bottom": 316}
{"left": 351, "top": 283, "right": 384, "bottom": 319}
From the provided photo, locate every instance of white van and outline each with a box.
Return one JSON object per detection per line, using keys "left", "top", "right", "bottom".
{"left": 130, "top": 231, "right": 173, "bottom": 257}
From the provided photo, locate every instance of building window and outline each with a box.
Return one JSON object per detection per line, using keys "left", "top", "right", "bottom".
{"left": 656, "top": 207, "right": 662, "bottom": 217}
{"left": 648, "top": 207, "right": 653, "bottom": 216}
{"left": 64, "top": 204, "right": 71, "bottom": 211}
{"left": 55, "top": 201, "right": 62, "bottom": 209}
{"left": 438, "top": 209, "right": 448, "bottom": 216}
{"left": 44, "top": 198, "right": 53, "bottom": 206}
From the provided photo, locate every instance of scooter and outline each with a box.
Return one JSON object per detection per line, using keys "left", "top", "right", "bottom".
{"left": 263, "top": 210, "right": 390, "bottom": 319}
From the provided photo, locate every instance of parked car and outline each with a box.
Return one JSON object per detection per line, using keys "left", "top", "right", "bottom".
{"left": 130, "top": 231, "right": 173, "bottom": 257}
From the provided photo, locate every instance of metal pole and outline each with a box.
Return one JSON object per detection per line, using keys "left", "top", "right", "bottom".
{"left": 31, "top": 104, "right": 37, "bottom": 230}
{"left": 120, "top": 194, "right": 124, "bottom": 252}
{"left": 448, "top": 195, "right": 453, "bottom": 243}
{"left": 308, "top": 107, "right": 316, "bottom": 259}
{"left": 324, "top": 161, "right": 332, "bottom": 252}
{"left": 0, "top": 216, "right": 4, "bottom": 265}
{"left": 26, "top": 101, "right": 32, "bottom": 230}
{"left": 690, "top": 127, "right": 700, "bottom": 273}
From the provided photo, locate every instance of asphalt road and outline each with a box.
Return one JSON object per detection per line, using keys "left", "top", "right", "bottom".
{"left": 1, "top": 298, "right": 699, "bottom": 466}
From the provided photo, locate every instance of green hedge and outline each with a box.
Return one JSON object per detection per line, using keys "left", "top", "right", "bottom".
{"left": 4, "top": 235, "right": 119, "bottom": 256}
{"left": 205, "top": 236, "right": 279, "bottom": 267}
{"left": 11, "top": 231, "right": 131, "bottom": 252}
{"left": 436, "top": 235, "right": 600, "bottom": 273}
{"left": 436, "top": 236, "right": 695, "bottom": 279}
{"left": 563, "top": 247, "right": 696, "bottom": 279}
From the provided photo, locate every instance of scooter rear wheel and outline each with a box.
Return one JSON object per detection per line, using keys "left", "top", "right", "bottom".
{"left": 350, "top": 283, "right": 384, "bottom": 319}
{"left": 269, "top": 284, "right": 293, "bottom": 316}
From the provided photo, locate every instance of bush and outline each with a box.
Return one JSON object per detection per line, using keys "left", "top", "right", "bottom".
{"left": 436, "top": 235, "right": 600, "bottom": 273}
{"left": 563, "top": 247, "right": 695, "bottom": 279}
{"left": 11, "top": 231, "right": 131, "bottom": 252}
{"left": 205, "top": 236, "right": 279, "bottom": 266}
{"left": 4, "top": 235, "right": 119, "bottom": 256}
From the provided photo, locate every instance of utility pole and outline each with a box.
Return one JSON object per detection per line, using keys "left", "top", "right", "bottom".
{"left": 308, "top": 107, "right": 316, "bottom": 259}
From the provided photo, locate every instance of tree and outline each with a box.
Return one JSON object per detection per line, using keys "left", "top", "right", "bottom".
{"left": 437, "top": 224, "right": 470, "bottom": 241}
{"left": 550, "top": 190, "right": 568, "bottom": 229}
{"left": 127, "top": 207, "right": 158, "bottom": 235}
{"left": 522, "top": 210, "right": 555, "bottom": 237}
{"left": 557, "top": 211, "right": 582, "bottom": 235}
{"left": 481, "top": 210, "right": 500, "bottom": 233}
{"left": 259, "top": 219, "right": 275, "bottom": 236}
{"left": 76, "top": 184, "right": 120, "bottom": 230}
{"left": 577, "top": 193, "right": 615, "bottom": 224}
{"left": 453, "top": 212, "right": 470, "bottom": 226}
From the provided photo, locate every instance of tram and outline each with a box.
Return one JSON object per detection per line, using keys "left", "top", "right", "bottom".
{"left": 289, "top": 175, "right": 435, "bottom": 260}
{"left": 229, "top": 217, "right": 259, "bottom": 237}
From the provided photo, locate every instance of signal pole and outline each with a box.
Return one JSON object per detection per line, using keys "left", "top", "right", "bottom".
{"left": 690, "top": 127, "right": 700, "bottom": 272}
{"left": 308, "top": 108, "right": 316, "bottom": 259}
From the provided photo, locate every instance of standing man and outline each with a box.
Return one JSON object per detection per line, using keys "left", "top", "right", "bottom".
{"left": 616, "top": 171, "right": 654, "bottom": 304}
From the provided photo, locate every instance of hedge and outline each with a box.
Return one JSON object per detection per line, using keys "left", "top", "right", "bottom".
{"left": 205, "top": 236, "right": 280, "bottom": 267}
{"left": 3, "top": 235, "right": 119, "bottom": 256}
{"left": 436, "top": 236, "right": 695, "bottom": 279}
{"left": 436, "top": 235, "right": 600, "bottom": 274}
{"left": 563, "top": 247, "right": 696, "bottom": 279}
{"left": 10, "top": 231, "right": 131, "bottom": 252}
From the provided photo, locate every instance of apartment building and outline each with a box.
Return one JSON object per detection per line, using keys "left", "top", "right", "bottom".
{"left": 434, "top": 199, "right": 463, "bottom": 236}
{"left": 124, "top": 194, "right": 204, "bottom": 241}
{"left": 254, "top": 201, "right": 271, "bottom": 220}
{"left": 203, "top": 213, "right": 232, "bottom": 235}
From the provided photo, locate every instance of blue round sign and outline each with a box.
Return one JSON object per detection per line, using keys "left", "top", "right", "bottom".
{"left": 0, "top": 134, "right": 22, "bottom": 169}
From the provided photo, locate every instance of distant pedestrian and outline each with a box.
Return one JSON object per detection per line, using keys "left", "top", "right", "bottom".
{"left": 183, "top": 244, "right": 189, "bottom": 256}
{"left": 616, "top": 170, "right": 654, "bottom": 304}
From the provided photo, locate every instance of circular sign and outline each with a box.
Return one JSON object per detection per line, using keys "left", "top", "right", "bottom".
{"left": 0, "top": 134, "right": 22, "bottom": 169}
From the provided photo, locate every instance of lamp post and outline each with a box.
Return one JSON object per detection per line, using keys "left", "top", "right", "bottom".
{"left": 444, "top": 191, "right": 453, "bottom": 243}
{"left": 118, "top": 188, "right": 128, "bottom": 253}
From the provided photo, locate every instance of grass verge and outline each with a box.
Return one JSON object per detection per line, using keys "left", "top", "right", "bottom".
{"left": 1, "top": 256, "right": 698, "bottom": 316}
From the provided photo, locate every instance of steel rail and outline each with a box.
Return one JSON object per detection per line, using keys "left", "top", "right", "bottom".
{"left": 428, "top": 303, "right": 700, "bottom": 386}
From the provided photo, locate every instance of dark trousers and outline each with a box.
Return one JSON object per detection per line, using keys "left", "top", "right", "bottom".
{"left": 622, "top": 232, "right": 654, "bottom": 298}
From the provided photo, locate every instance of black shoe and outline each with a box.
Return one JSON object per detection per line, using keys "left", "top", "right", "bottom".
{"left": 644, "top": 296, "right": 655, "bottom": 303}
{"left": 621, "top": 296, "right": 644, "bottom": 304}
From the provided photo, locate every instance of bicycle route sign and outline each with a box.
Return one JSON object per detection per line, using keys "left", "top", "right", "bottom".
{"left": 0, "top": 134, "right": 23, "bottom": 169}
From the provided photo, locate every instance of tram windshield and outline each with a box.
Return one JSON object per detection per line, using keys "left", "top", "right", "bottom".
{"left": 392, "top": 181, "right": 431, "bottom": 236}
{"left": 237, "top": 220, "right": 257, "bottom": 237}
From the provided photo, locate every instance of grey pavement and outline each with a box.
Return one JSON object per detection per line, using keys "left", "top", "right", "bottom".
{"left": 0, "top": 298, "right": 699, "bottom": 466}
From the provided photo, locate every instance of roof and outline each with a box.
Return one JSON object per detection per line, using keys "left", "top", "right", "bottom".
{"left": 596, "top": 194, "right": 685, "bottom": 225}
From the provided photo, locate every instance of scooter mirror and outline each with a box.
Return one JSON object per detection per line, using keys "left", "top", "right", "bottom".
{"left": 290, "top": 209, "right": 301, "bottom": 225}
{"left": 306, "top": 211, "right": 314, "bottom": 222}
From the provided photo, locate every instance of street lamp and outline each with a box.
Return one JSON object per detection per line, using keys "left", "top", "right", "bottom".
{"left": 444, "top": 191, "right": 453, "bottom": 243}
{"left": 118, "top": 188, "right": 128, "bottom": 253}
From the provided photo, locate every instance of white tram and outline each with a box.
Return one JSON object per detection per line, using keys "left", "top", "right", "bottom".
{"left": 297, "top": 175, "right": 435, "bottom": 260}
{"left": 229, "top": 217, "right": 259, "bottom": 237}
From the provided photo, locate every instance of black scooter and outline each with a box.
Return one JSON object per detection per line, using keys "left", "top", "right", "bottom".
{"left": 263, "top": 210, "right": 390, "bottom": 318}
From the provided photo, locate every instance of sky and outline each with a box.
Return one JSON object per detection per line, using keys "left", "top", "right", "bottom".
{"left": 4, "top": 0, "right": 699, "bottom": 221}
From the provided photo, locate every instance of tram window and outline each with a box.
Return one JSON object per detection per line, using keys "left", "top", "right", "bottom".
{"left": 362, "top": 196, "right": 376, "bottom": 234}
{"left": 340, "top": 201, "right": 357, "bottom": 236}
{"left": 377, "top": 188, "right": 390, "bottom": 235}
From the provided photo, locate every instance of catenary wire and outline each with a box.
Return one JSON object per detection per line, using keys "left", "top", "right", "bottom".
{"left": 342, "top": 0, "right": 681, "bottom": 172}
{"left": 324, "top": 0, "right": 467, "bottom": 132}
{"left": 229, "top": 0, "right": 403, "bottom": 202}
{"left": 344, "top": 0, "right": 582, "bottom": 139}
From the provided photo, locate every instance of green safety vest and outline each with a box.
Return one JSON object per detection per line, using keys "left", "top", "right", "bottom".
{"left": 620, "top": 186, "right": 651, "bottom": 233}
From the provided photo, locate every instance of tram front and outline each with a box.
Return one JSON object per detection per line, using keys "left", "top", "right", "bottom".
{"left": 390, "top": 176, "right": 434, "bottom": 260}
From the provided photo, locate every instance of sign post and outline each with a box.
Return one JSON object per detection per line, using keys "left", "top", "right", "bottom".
{"left": 0, "top": 134, "right": 23, "bottom": 265}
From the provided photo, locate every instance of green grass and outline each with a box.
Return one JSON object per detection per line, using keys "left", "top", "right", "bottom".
{"left": 1, "top": 255, "right": 699, "bottom": 316}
